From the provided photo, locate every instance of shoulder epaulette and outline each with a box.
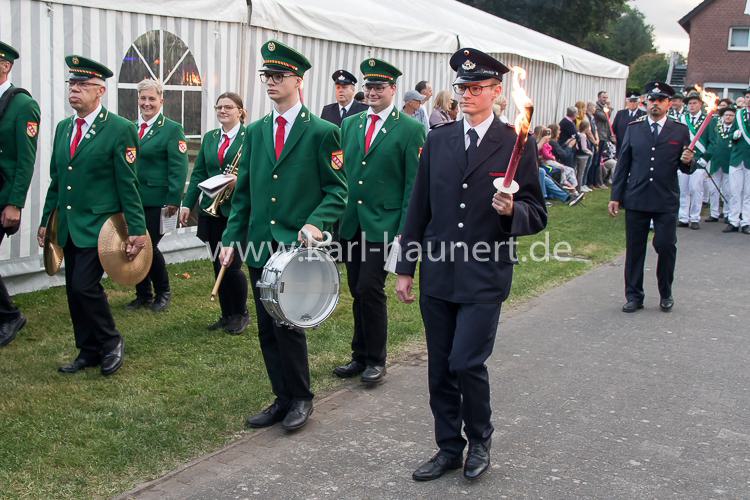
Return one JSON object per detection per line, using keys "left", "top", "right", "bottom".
{"left": 628, "top": 115, "right": 647, "bottom": 125}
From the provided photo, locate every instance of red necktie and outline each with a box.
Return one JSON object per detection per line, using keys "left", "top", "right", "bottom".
{"left": 139, "top": 122, "right": 149, "bottom": 139}
{"left": 217, "top": 134, "right": 230, "bottom": 166}
{"left": 70, "top": 118, "right": 86, "bottom": 158}
{"left": 275, "top": 116, "right": 287, "bottom": 160}
{"left": 365, "top": 114, "right": 380, "bottom": 153}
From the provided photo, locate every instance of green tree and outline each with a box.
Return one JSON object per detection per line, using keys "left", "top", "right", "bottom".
{"left": 584, "top": 5, "right": 655, "bottom": 64}
{"left": 627, "top": 52, "right": 669, "bottom": 89}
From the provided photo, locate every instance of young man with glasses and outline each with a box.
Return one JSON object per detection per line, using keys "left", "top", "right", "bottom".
{"left": 38, "top": 55, "right": 147, "bottom": 376}
{"left": 609, "top": 81, "right": 696, "bottom": 314}
{"left": 220, "top": 40, "right": 347, "bottom": 432}
{"left": 333, "top": 58, "right": 426, "bottom": 385}
{"left": 395, "top": 48, "right": 546, "bottom": 482}
{"left": 0, "top": 41, "right": 40, "bottom": 347}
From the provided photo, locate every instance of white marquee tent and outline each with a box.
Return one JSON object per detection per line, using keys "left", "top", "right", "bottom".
{"left": 1, "top": 0, "right": 627, "bottom": 292}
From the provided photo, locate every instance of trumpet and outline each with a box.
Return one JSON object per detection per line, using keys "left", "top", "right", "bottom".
{"left": 204, "top": 147, "right": 242, "bottom": 218}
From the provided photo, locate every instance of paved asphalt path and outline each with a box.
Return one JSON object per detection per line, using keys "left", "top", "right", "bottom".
{"left": 121, "top": 220, "right": 750, "bottom": 499}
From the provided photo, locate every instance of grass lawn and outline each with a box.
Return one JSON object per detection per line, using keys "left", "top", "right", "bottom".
{"left": 0, "top": 189, "right": 625, "bottom": 498}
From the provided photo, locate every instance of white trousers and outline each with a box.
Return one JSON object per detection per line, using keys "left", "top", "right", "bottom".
{"left": 707, "top": 170, "right": 731, "bottom": 219}
{"left": 728, "top": 163, "right": 750, "bottom": 228}
{"left": 678, "top": 169, "right": 705, "bottom": 223}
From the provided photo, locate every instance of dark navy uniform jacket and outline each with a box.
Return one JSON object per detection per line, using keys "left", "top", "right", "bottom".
{"left": 395, "top": 118, "right": 547, "bottom": 304}
{"left": 612, "top": 108, "right": 645, "bottom": 146}
{"left": 320, "top": 101, "right": 368, "bottom": 127}
{"left": 611, "top": 116, "right": 695, "bottom": 213}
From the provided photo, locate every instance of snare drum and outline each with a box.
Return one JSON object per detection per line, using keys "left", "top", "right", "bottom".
{"left": 257, "top": 233, "right": 340, "bottom": 329}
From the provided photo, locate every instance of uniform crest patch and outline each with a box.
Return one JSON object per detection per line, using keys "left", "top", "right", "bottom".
{"left": 267, "top": 42, "right": 276, "bottom": 52}
{"left": 125, "top": 147, "right": 137, "bottom": 164}
{"left": 26, "top": 121, "right": 38, "bottom": 138}
{"left": 331, "top": 150, "right": 343, "bottom": 170}
{"left": 178, "top": 140, "right": 187, "bottom": 153}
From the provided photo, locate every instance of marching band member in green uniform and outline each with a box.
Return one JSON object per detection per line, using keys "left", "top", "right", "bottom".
{"left": 725, "top": 100, "right": 750, "bottom": 234}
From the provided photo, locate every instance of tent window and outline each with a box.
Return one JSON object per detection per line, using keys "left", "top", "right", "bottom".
{"left": 117, "top": 30, "right": 203, "bottom": 138}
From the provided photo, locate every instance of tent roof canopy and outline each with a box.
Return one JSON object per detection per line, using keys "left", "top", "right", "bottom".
{"left": 45, "top": 0, "right": 249, "bottom": 22}
{"left": 250, "top": 0, "right": 628, "bottom": 78}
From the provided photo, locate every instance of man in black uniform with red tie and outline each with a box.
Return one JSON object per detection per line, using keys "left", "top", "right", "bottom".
{"left": 396, "top": 48, "right": 546, "bottom": 482}
{"left": 320, "top": 70, "right": 368, "bottom": 127}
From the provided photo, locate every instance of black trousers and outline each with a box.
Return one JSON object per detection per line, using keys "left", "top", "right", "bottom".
{"left": 624, "top": 209, "right": 677, "bottom": 302}
{"left": 420, "top": 294, "right": 501, "bottom": 457}
{"left": 197, "top": 214, "right": 247, "bottom": 318}
{"left": 249, "top": 264, "right": 313, "bottom": 405}
{"left": 0, "top": 226, "right": 21, "bottom": 323}
{"left": 343, "top": 232, "right": 389, "bottom": 366}
{"left": 63, "top": 242, "right": 121, "bottom": 360}
{"left": 135, "top": 206, "right": 170, "bottom": 299}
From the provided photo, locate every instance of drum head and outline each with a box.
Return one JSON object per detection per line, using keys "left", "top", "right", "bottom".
{"left": 277, "top": 250, "right": 339, "bottom": 329}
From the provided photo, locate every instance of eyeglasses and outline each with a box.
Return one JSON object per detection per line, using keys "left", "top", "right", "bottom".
{"left": 259, "top": 73, "right": 297, "bottom": 84}
{"left": 364, "top": 84, "right": 391, "bottom": 94}
{"left": 66, "top": 81, "right": 102, "bottom": 90}
{"left": 453, "top": 84, "right": 498, "bottom": 96}
{"left": 214, "top": 105, "right": 238, "bottom": 111}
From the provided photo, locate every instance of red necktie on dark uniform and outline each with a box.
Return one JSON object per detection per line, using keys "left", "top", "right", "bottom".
{"left": 365, "top": 114, "right": 380, "bottom": 153}
{"left": 217, "top": 134, "right": 230, "bottom": 165}
{"left": 70, "top": 118, "right": 86, "bottom": 158}
{"left": 139, "top": 122, "right": 148, "bottom": 139}
{"left": 275, "top": 116, "right": 287, "bottom": 160}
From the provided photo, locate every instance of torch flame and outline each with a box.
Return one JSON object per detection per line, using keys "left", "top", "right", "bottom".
{"left": 511, "top": 66, "right": 532, "bottom": 134}
{"left": 694, "top": 84, "right": 719, "bottom": 113}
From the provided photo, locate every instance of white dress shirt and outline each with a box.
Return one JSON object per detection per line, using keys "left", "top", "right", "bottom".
{"left": 339, "top": 100, "right": 354, "bottom": 117}
{"left": 70, "top": 104, "right": 103, "bottom": 146}
{"left": 217, "top": 121, "right": 242, "bottom": 152}
{"left": 647, "top": 115, "right": 668, "bottom": 136}
{"left": 272, "top": 100, "right": 303, "bottom": 144}
{"left": 137, "top": 113, "right": 160, "bottom": 138}
{"left": 365, "top": 103, "right": 395, "bottom": 139}
{"left": 463, "top": 112, "right": 495, "bottom": 149}
{"left": 0, "top": 79, "right": 11, "bottom": 99}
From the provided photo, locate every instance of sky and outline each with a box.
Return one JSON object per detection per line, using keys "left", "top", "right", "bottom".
{"left": 630, "top": 0, "right": 704, "bottom": 55}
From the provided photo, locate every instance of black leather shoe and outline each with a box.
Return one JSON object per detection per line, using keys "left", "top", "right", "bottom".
{"left": 150, "top": 293, "right": 171, "bottom": 312}
{"left": 705, "top": 216, "right": 719, "bottom": 222}
{"left": 58, "top": 356, "right": 99, "bottom": 374}
{"left": 101, "top": 339, "right": 124, "bottom": 376}
{"left": 224, "top": 311, "right": 250, "bottom": 335}
{"left": 622, "top": 301, "right": 644, "bottom": 313}
{"left": 689, "top": 222, "right": 700, "bottom": 230}
{"left": 677, "top": 221, "right": 689, "bottom": 228}
{"left": 361, "top": 365, "right": 386, "bottom": 385}
{"left": 126, "top": 297, "right": 152, "bottom": 310}
{"left": 333, "top": 360, "right": 366, "bottom": 378}
{"left": 723, "top": 224, "right": 739, "bottom": 233}
{"left": 207, "top": 317, "right": 228, "bottom": 331}
{"left": 659, "top": 297, "right": 674, "bottom": 312}
{"left": 412, "top": 452, "right": 462, "bottom": 481}
{"left": 464, "top": 441, "right": 491, "bottom": 480}
{"left": 742, "top": 226, "right": 750, "bottom": 235}
{"left": 281, "top": 400, "right": 313, "bottom": 431}
{"left": 245, "top": 401, "right": 288, "bottom": 428}
{"left": 0, "top": 314, "right": 26, "bottom": 347}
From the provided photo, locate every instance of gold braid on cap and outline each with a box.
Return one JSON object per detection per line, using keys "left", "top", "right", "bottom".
{"left": 70, "top": 67, "right": 103, "bottom": 78}
{"left": 263, "top": 59, "right": 299, "bottom": 71}
{"left": 363, "top": 73, "right": 393, "bottom": 81}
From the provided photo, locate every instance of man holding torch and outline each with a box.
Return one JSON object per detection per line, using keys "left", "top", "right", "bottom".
{"left": 609, "top": 82, "right": 695, "bottom": 314}
{"left": 395, "top": 48, "right": 546, "bottom": 482}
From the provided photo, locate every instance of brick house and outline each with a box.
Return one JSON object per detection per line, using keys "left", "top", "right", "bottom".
{"left": 678, "top": 0, "right": 750, "bottom": 98}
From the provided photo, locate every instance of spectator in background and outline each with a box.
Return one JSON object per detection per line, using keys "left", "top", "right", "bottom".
{"left": 549, "top": 122, "right": 577, "bottom": 170}
{"left": 559, "top": 106, "right": 578, "bottom": 145}
{"left": 354, "top": 91, "right": 366, "bottom": 105}
{"left": 429, "top": 90, "right": 453, "bottom": 128}
{"left": 737, "top": 96, "right": 746, "bottom": 109}
{"left": 576, "top": 119, "right": 594, "bottom": 193}
{"left": 535, "top": 125, "right": 578, "bottom": 191}
{"left": 613, "top": 91, "right": 646, "bottom": 155}
{"left": 594, "top": 90, "right": 613, "bottom": 145}
{"left": 448, "top": 99, "right": 459, "bottom": 121}
{"left": 413, "top": 80, "right": 432, "bottom": 132}
{"left": 585, "top": 101, "right": 604, "bottom": 188}
{"left": 575, "top": 100, "right": 586, "bottom": 128}
{"left": 718, "top": 98, "right": 732, "bottom": 110}
{"left": 493, "top": 95, "right": 509, "bottom": 123}
{"left": 402, "top": 89, "right": 425, "bottom": 118}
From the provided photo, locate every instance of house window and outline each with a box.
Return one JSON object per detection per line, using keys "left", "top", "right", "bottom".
{"left": 729, "top": 27, "right": 750, "bottom": 50}
{"left": 117, "top": 30, "right": 203, "bottom": 138}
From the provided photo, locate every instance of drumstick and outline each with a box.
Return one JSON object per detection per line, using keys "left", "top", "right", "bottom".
{"left": 210, "top": 265, "right": 227, "bottom": 301}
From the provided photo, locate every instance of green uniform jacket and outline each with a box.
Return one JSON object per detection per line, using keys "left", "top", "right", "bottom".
{"left": 0, "top": 86, "right": 40, "bottom": 207}
{"left": 41, "top": 107, "right": 146, "bottom": 248}
{"left": 135, "top": 113, "right": 189, "bottom": 207}
{"left": 183, "top": 126, "right": 245, "bottom": 218}
{"left": 704, "top": 120, "right": 734, "bottom": 174}
{"left": 339, "top": 108, "right": 425, "bottom": 242}
{"left": 682, "top": 112, "right": 710, "bottom": 163}
{"left": 222, "top": 105, "right": 347, "bottom": 268}
{"left": 730, "top": 108, "right": 750, "bottom": 169}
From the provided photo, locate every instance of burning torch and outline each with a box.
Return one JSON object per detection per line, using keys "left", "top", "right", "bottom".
{"left": 687, "top": 85, "right": 719, "bottom": 151}
{"left": 494, "top": 66, "right": 534, "bottom": 195}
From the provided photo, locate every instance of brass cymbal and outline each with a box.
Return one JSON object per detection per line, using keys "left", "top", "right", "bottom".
{"left": 98, "top": 213, "right": 152, "bottom": 286}
{"left": 43, "top": 209, "right": 64, "bottom": 276}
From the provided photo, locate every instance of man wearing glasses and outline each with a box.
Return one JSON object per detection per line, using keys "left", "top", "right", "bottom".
{"left": 220, "top": 40, "right": 347, "bottom": 432}
{"left": 609, "top": 81, "right": 695, "bottom": 314}
{"left": 334, "top": 58, "right": 425, "bottom": 385}
{"left": 395, "top": 48, "right": 546, "bottom": 482}
{"left": 0, "top": 41, "right": 40, "bottom": 347}
{"left": 38, "top": 55, "right": 147, "bottom": 376}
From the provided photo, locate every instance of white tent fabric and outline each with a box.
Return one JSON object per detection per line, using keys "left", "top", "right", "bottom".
{"left": 44, "top": 0, "right": 248, "bottom": 22}
{"left": 250, "top": 0, "right": 629, "bottom": 78}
